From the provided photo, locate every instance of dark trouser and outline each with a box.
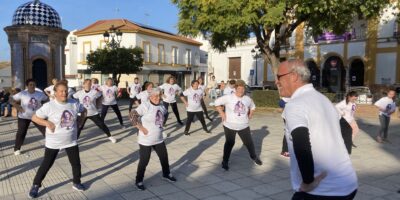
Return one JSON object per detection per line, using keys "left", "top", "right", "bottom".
{"left": 163, "top": 102, "right": 182, "bottom": 124}
{"left": 281, "top": 135, "right": 288, "bottom": 153}
{"left": 340, "top": 118, "right": 353, "bottom": 154}
{"left": 101, "top": 104, "right": 123, "bottom": 126}
{"left": 15, "top": 118, "right": 46, "bottom": 151}
{"left": 136, "top": 142, "right": 170, "bottom": 183}
{"left": 33, "top": 145, "right": 81, "bottom": 187}
{"left": 200, "top": 99, "right": 211, "bottom": 119}
{"left": 292, "top": 189, "right": 357, "bottom": 200}
{"left": 223, "top": 126, "right": 257, "bottom": 162}
{"left": 378, "top": 115, "right": 390, "bottom": 139}
{"left": 77, "top": 114, "right": 111, "bottom": 138}
{"left": 184, "top": 111, "right": 208, "bottom": 133}
{"left": 128, "top": 97, "right": 139, "bottom": 113}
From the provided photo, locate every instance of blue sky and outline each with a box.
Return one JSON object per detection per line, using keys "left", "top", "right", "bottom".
{"left": 0, "top": 0, "right": 179, "bottom": 61}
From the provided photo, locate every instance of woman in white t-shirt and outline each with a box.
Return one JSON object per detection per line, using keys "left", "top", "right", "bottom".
{"left": 159, "top": 76, "right": 183, "bottom": 125}
{"left": 180, "top": 80, "right": 211, "bottom": 135}
{"left": 135, "top": 82, "right": 154, "bottom": 105}
{"left": 129, "top": 88, "right": 176, "bottom": 191}
{"left": 128, "top": 77, "right": 142, "bottom": 113}
{"left": 44, "top": 78, "right": 58, "bottom": 100}
{"left": 198, "top": 77, "right": 213, "bottom": 121}
{"left": 336, "top": 91, "right": 359, "bottom": 153}
{"left": 374, "top": 89, "right": 397, "bottom": 143}
{"left": 223, "top": 79, "right": 236, "bottom": 96}
{"left": 214, "top": 80, "right": 262, "bottom": 171}
{"left": 11, "top": 79, "right": 48, "bottom": 155}
{"left": 99, "top": 78, "right": 124, "bottom": 127}
{"left": 73, "top": 79, "right": 116, "bottom": 143}
{"left": 28, "top": 82, "right": 87, "bottom": 198}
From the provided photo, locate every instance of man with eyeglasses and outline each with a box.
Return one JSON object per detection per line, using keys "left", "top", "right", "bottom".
{"left": 276, "top": 59, "right": 358, "bottom": 200}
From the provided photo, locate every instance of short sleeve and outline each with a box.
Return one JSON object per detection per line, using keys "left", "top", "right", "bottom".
{"left": 182, "top": 89, "right": 190, "bottom": 96}
{"left": 176, "top": 85, "right": 182, "bottom": 93}
{"left": 136, "top": 92, "right": 142, "bottom": 100}
{"left": 12, "top": 92, "right": 21, "bottom": 101}
{"left": 159, "top": 84, "right": 165, "bottom": 90}
{"left": 214, "top": 95, "right": 228, "bottom": 106}
{"left": 95, "top": 91, "right": 102, "bottom": 99}
{"left": 35, "top": 102, "right": 49, "bottom": 119}
{"left": 72, "top": 91, "right": 80, "bottom": 99}
{"left": 283, "top": 103, "right": 309, "bottom": 133}
{"left": 44, "top": 86, "right": 51, "bottom": 92}
{"left": 40, "top": 92, "right": 49, "bottom": 101}
{"left": 249, "top": 98, "right": 256, "bottom": 110}
{"left": 374, "top": 98, "right": 384, "bottom": 108}
{"left": 135, "top": 103, "right": 147, "bottom": 116}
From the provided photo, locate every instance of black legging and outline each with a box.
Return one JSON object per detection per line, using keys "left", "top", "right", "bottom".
{"left": 340, "top": 118, "right": 353, "bottom": 154}
{"left": 163, "top": 102, "right": 182, "bottom": 124}
{"left": 128, "top": 97, "right": 139, "bottom": 113}
{"left": 77, "top": 114, "right": 111, "bottom": 138}
{"left": 136, "top": 142, "right": 170, "bottom": 183}
{"left": 200, "top": 99, "right": 212, "bottom": 120}
{"left": 33, "top": 145, "right": 81, "bottom": 187}
{"left": 281, "top": 135, "right": 288, "bottom": 153}
{"left": 101, "top": 104, "right": 123, "bottom": 126}
{"left": 184, "top": 111, "right": 208, "bottom": 133}
{"left": 15, "top": 118, "right": 46, "bottom": 151}
{"left": 223, "top": 126, "right": 257, "bottom": 162}
{"left": 378, "top": 115, "right": 390, "bottom": 139}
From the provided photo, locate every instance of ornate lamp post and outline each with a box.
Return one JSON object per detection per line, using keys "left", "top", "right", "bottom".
{"left": 251, "top": 45, "right": 261, "bottom": 86}
{"left": 103, "top": 25, "right": 123, "bottom": 49}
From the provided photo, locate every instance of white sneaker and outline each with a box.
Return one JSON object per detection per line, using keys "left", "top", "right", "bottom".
{"left": 14, "top": 150, "right": 21, "bottom": 155}
{"left": 108, "top": 136, "right": 117, "bottom": 143}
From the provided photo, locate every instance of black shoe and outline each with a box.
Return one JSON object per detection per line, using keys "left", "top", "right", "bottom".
{"left": 136, "top": 182, "right": 146, "bottom": 191}
{"left": 184, "top": 131, "right": 190, "bottom": 136}
{"left": 72, "top": 183, "right": 86, "bottom": 191}
{"left": 253, "top": 157, "right": 263, "bottom": 165}
{"left": 207, "top": 117, "right": 213, "bottom": 122}
{"left": 221, "top": 161, "right": 229, "bottom": 171}
{"left": 163, "top": 122, "right": 167, "bottom": 127}
{"left": 178, "top": 121, "right": 184, "bottom": 125}
{"left": 162, "top": 174, "right": 177, "bottom": 182}
{"left": 351, "top": 143, "right": 357, "bottom": 148}
{"left": 205, "top": 130, "right": 211, "bottom": 134}
{"left": 28, "top": 185, "right": 40, "bottom": 199}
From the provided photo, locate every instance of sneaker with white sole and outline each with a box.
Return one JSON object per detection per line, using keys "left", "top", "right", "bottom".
{"left": 14, "top": 150, "right": 21, "bottom": 156}
{"left": 135, "top": 182, "right": 145, "bottom": 190}
{"left": 72, "top": 183, "right": 86, "bottom": 191}
{"left": 108, "top": 136, "right": 117, "bottom": 143}
{"left": 162, "top": 174, "right": 177, "bottom": 182}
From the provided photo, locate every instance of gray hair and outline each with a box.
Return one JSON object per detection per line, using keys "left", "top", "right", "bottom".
{"left": 287, "top": 59, "right": 311, "bottom": 83}
{"left": 149, "top": 88, "right": 161, "bottom": 96}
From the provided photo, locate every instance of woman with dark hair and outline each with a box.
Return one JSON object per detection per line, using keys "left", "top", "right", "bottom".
{"left": 336, "top": 91, "right": 359, "bottom": 154}
{"left": 128, "top": 77, "right": 142, "bottom": 113}
{"left": 180, "top": 80, "right": 210, "bottom": 135}
{"left": 99, "top": 78, "right": 124, "bottom": 127}
{"left": 29, "top": 82, "right": 87, "bottom": 198}
{"left": 198, "top": 77, "right": 213, "bottom": 121}
{"left": 159, "top": 76, "right": 183, "bottom": 125}
{"left": 136, "top": 82, "right": 154, "bottom": 105}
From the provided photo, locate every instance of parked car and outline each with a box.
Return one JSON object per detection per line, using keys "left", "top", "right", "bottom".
{"left": 348, "top": 86, "right": 373, "bottom": 105}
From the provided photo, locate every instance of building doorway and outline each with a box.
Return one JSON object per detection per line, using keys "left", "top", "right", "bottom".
{"left": 306, "top": 60, "right": 320, "bottom": 88}
{"left": 322, "top": 56, "right": 345, "bottom": 92}
{"left": 349, "top": 59, "right": 364, "bottom": 86}
{"left": 229, "top": 57, "right": 241, "bottom": 80}
{"left": 32, "top": 59, "right": 47, "bottom": 90}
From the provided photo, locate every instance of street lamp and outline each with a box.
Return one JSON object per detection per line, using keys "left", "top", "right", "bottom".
{"left": 251, "top": 45, "right": 261, "bottom": 86}
{"left": 103, "top": 25, "right": 123, "bottom": 49}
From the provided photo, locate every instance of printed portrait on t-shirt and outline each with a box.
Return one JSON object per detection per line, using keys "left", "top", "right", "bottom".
{"left": 168, "top": 87, "right": 175, "bottom": 95}
{"left": 385, "top": 104, "right": 392, "bottom": 113}
{"left": 234, "top": 101, "right": 246, "bottom": 116}
{"left": 351, "top": 104, "right": 356, "bottom": 115}
{"left": 155, "top": 110, "right": 164, "bottom": 128}
{"left": 193, "top": 93, "right": 201, "bottom": 103}
{"left": 28, "top": 97, "right": 38, "bottom": 111}
{"left": 83, "top": 96, "right": 91, "bottom": 107}
{"left": 135, "top": 86, "right": 141, "bottom": 93}
{"left": 60, "top": 110, "right": 74, "bottom": 130}
{"left": 106, "top": 89, "right": 114, "bottom": 99}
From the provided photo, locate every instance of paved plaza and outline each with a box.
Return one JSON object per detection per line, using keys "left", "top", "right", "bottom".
{"left": 0, "top": 100, "right": 399, "bottom": 200}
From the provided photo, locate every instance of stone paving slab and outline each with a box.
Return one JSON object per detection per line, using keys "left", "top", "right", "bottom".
{"left": 0, "top": 100, "right": 399, "bottom": 200}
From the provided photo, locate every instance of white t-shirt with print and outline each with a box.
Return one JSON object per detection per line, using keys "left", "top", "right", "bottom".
{"left": 73, "top": 90, "right": 102, "bottom": 116}
{"left": 214, "top": 94, "right": 255, "bottom": 130}
{"left": 100, "top": 85, "right": 118, "bottom": 105}
{"left": 374, "top": 97, "right": 396, "bottom": 117}
{"left": 129, "top": 83, "right": 142, "bottom": 98}
{"left": 223, "top": 87, "right": 236, "bottom": 96}
{"left": 159, "top": 83, "right": 181, "bottom": 103}
{"left": 282, "top": 84, "right": 357, "bottom": 196}
{"left": 44, "top": 85, "right": 55, "bottom": 97}
{"left": 335, "top": 100, "right": 356, "bottom": 123}
{"left": 182, "top": 88, "right": 203, "bottom": 112}
{"left": 12, "top": 90, "right": 48, "bottom": 119}
{"left": 35, "top": 99, "right": 84, "bottom": 149}
{"left": 136, "top": 91, "right": 150, "bottom": 104}
{"left": 91, "top": 84, "right": 100, "bottom": 91}
{"left": 135, "top": 101, "right": 167, "bottom": 146}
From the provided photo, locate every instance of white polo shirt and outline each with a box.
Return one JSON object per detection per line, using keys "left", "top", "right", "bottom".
{"left": 335, "top": 100, "right": 356, "bottom": 123}
{"left": 182, "top": 87, "right": 204, "bottom": 112}
{"left": 282, "top": 84, "right": 358, "bottom": 196}
{"left": 159, "top": 83, "right": 181, "bottom": 103}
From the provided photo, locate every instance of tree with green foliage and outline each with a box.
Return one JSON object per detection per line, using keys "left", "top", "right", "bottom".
{"left": 86, "top": 47, "right": 144, "bottom": 86}
{"left": 173, "top": 0, "right": 394, "bottom": 73}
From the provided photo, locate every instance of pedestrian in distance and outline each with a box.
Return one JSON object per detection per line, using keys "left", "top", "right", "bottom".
{"left": 128, "top": 77, "right": 142, "bottom": 113}
{"left": 135, "top": 82, "right": 154, "bottom": 105}
{"left": 198, "top": 77, "right": 213, "bottom": 121}
{"left": 374, "top": 88, "right": 396, "bottom": 143}
{"left": 44, "top": 78, "right": 58, "bottom": 100}
{"left": 336, "top": 91, "right": 359, "bottom": 154}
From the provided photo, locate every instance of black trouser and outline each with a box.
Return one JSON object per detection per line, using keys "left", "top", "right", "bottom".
{"left": 136, "top": 142, "right": 170, "bottom": 183}
{"left": 33, "top": 145, "right": 81, "bottom": 187}
{"left": 223, "top": 126, "right": 257, "bottom": 162}
{"left": 340, "top": 118, "right": 352, "bottom": 154}
{"left": 292, "top": 189, "right": 357, "bottom": 200}
{"left": 77, "top": 114, "right": 111, "bottom": 138}
{"left": 128, "top": 97, "right": 139, "bottom": 113}
{"left": 378, "top": 115, "right": 390, "bottom": 139}
{"left": 163, "top": 102, "right": 182, "bottom": 124}
{"left": 200, "top": 99, "right": 211, "bottom": 119}
{"left": 15, "top": 118, "right": 46, "bottom": 151}
{"left": 101, "top": 104, "right": 123, "bottom": 126}
{"left": 184, "top": 111, "right": 208, "bottom": 133}
{"left": 281, "top": 135, "right": 288, "bottom": 153}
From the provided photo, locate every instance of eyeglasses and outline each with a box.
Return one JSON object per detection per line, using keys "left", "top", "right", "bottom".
{"left": 276, "top": 71, "right": 293, "bottom": 80}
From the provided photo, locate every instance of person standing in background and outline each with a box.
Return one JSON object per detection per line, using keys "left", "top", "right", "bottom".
{"left": 198, "top": 77, "right": 213, "bottom": 121}
{"left": 44, "top": 78, "right": 58, "bottom": 100}
{"left": 159, "top": 76, "right": 183, "bottom": 126}
{"left": 336, "top": 91, "right": 359, "bottom": 153}
{"left": 374, "top": 89, "right": 396, "bottom": 143}
{"left": 99, "top": 78, "right": 124, "bottom": 127}
{"left": 128, "top": 77, "right": 142, "bottom": 113}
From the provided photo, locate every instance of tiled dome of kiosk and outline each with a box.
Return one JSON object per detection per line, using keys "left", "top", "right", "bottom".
{"left": 12, "top": 0, "right": 61, "bottom": 28}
